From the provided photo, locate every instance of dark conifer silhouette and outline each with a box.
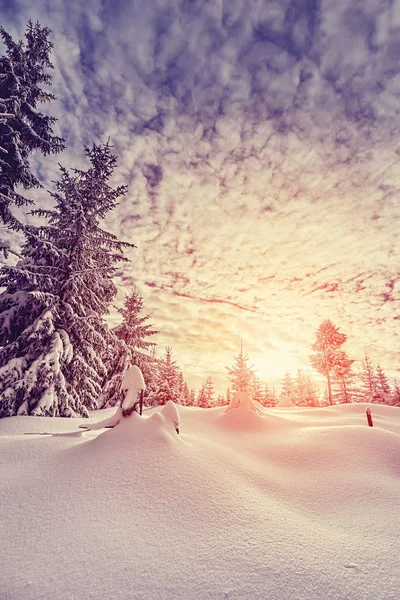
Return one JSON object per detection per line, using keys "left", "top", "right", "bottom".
{"left": 0, "top": 22, "right": 64, "bottom": 230}
{"left": 0, "top": 143, "right": 132, "bottom": 417}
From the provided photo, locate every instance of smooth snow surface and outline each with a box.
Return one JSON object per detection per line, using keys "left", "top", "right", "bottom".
{"left": 1, "top": 403, "right": 399, "bottom": 600}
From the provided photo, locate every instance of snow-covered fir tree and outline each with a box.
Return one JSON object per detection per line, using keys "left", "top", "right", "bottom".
{"left": 0, "top": 143, "right": 132, "bottom": 417}
{"left": 270, "top": 387, "right": 279, "bottom": 406}
{"left": 329, "top": 350, "right": 355, "bottom": 404}
{"left": 101, "top": 286, "right": 158, "bottom": 408}
{"left": 261, "top": 383, "right": 277, "bottom": 407}
{"left": 147, "top": 346, "right": 183, "bottom": 406}
{"left": 260, "top": 384, "right": 270, "bottom": 407}
{"left": 309, "top": 320, "right": 352, "bottom": 405}
{"left": 0, "top": 22, "right": 64, "bottom": 230}
{"left": 100, "top": 337, "right": 159, "bottom": 409}
{"left": 293, "top": 369, "right": 319, "bottom": 406}
{"left": 392, "top": 380, "right": 400, "bottom": 406}
{"left": 250, "top": 373, "right": 263, "bottom": 404}
{"left": 99, "top": 336, "right": 131, "bottom": 409}
{"left": 45, "top": 143, "right": 133, "bottom": 413}
{"left": 204, "top": 377, "right": 215, "bottom": 407}
{"left": 374, "top": 364, "right": 392, "bottom": 404}
{"left": 216, "top": 393, "right": 225, "bottom": 406}
{"left": 197, "top": 380, "right": 208, "bottom": 408}
{"left": 139, "top": 345, "right": 159, "bottom": 404}
{"left": 0, "top": 229, "right": 76, "bottom": 416}
{"left": 358, "top": 355, "right": 377, "bottom": 402}
{"left": 281, "top": 372, "right": 295, "bottom": 401}
{"left": 187, "top": 388, "right": 196, "bottom": 406}
{"left": 179, "top": 378, "right": 191, "bottom": 406}
{"left": 177, "top": 372, "right": 186, "bottom": 402}
{"left": 113, "top": 286, "right": 158, "bottom": 352}
{"left": 226, "top": 386, "right": 232, "bottom": 405}
{"left": 226, "top": 343, "right": 255, "bottom": 394}
{"left": 332, "top": 364, "right": 360, "bottom": 404}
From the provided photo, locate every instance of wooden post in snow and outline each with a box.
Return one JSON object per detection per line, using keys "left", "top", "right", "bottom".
{"left": 366, "top": 407, "right": 373, "bottom": 427}
{"left": 139, "top": 389, "right": 144, "bottom": 416}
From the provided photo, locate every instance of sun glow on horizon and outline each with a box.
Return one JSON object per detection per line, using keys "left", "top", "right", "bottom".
{"left": 252, "top": 351, "right": 301, "bottom": 385}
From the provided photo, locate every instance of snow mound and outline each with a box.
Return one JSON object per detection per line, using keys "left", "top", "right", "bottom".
{"left": 121, "top": 365, "right": 145, "bottom": 392}
{"left": 217, "top": 391, "right": 266, "bottom": 431}
{"left": 225, "top": 391, "right": 261, "bottom": 413}
{"left": 90, "top": 401, "right": 180, "bottom": 450}
{"left": 276, "top": 394, "right": 296, "bottom": 407}
{"left": 160, "top": 400, "right": 180, "bottom": 434}
{"left": 121, "top": 365, "right": 145, "bottom": 413}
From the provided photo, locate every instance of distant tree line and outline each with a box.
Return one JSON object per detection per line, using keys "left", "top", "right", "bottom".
{"left": 189, "top": 323, "right": 400, "bottom": 409}
{"left": 308, "top": 319, "right": 400, "bottom": 407}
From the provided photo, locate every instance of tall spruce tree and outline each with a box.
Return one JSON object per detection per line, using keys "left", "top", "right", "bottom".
{"left": 309, "top": 320, "right": 351, "bottom": 405}
{"left": 332, "top": 364, "right": 359, "bottom": 404}
{"left": 226, "top": 342, "right": 255, "bottom": 394}
{"left": 359, "top": 355, "right": 377, "bottom": 402}
{"left": 331, "top": 355, "right": 356, "bottom": 404}
{"left": 0, "top": 143, "right": 132, "bottom": 417}
{"left": 375, "top": 364, "right": 391, "bottom": 403}
{"left": 0, "top": 22, "right": 64, "bottom": 229}
{"left": 147, "top": 346, "right": 182, "bottom": 406}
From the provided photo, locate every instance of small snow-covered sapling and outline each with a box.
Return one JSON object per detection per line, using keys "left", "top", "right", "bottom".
{"left": 121, "top": 366, "right": 146, "bottom": 417}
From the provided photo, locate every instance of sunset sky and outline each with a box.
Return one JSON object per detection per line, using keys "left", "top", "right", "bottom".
{"left": 2, "top": 0, "right": 400, "bottom": 392}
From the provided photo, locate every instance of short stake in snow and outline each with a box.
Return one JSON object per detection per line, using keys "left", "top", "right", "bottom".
{"left": 366, "top": 407, "right": 373, "bottom": 427}
{"left": 139, "top": 389, "right": 144, "bottom": 416}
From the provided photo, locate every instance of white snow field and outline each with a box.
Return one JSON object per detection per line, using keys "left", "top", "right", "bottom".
{"left": 0, "top": 400, "right": 399, "bottom": 600}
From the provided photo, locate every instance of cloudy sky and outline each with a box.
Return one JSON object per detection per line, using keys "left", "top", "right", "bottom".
{"left": 2, "top": 0, "right": 400, "bottom": 392}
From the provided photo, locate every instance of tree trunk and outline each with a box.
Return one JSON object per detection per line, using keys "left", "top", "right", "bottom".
{"left": 342, "top": 378, "right": 349, "bottom": 403}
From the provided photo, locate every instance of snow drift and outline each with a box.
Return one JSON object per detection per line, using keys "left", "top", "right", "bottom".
{"left": 0, "top": 402, "right": 399, "bottom": 600}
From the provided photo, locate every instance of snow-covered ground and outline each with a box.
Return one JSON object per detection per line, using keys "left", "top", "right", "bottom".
{"left": 1, "top": 401, "right": 399, "bottom": 600}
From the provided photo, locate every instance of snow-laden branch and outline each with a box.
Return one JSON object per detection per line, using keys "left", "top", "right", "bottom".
{"left": 0, "top": 241, "right": 22, "bottom": 259}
